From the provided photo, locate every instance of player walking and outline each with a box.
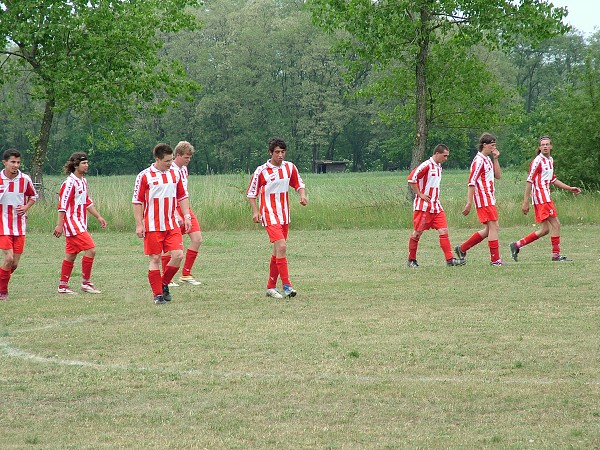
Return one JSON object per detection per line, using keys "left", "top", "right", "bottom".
{"left": 162, "top": 141, "right": 203, "bottom": 287}
{"left": 133, "top": 143, "right": 191, "bottom": 304}
{"left": 407, "top": 144, "right": 465, "bottom": 268}
{"left": 455, "top": 133, "right": 503, "bottom": 266}
{"left": 0, "top": 149, "right": 38, "bottom": 301}
{"left": 247, "top": 137, "right": 308, "bottom": 299}
{"left": 509, "top": 136, "right": 581, "bottom": 262}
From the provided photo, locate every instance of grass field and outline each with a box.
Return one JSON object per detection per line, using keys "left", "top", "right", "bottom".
{"left": 1, "top": 224, "right": 599, "bottom": 448}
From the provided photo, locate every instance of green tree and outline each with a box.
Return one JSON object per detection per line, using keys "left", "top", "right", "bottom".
{"left": 0, "top": 0, "right": 200, "bottom": 187}
{"left": 307, "top": 0, "right": 569, "bottom": 169}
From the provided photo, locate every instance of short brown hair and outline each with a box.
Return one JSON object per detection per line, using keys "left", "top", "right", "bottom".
{"left": 478, "top": 133, "right": 496, "bottom": 151}
{"left": 153, "top": 143, "right": 173, "bottom": 160}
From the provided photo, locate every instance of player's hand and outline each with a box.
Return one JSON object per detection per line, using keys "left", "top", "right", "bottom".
{"left": 252, "top": 213, "right": 261, "bottom": 223}
{"left": 300, "top": 195, "right": 308, "bottom": 206}
{"left": 419, "top": 193, "right": 431, "bottom": 203}
{"left": 53, "top": 226, "right": 63, "bottom": 238}
{"left": 99, "top": 217, "right": 108, "bottom": 228}
{"left": 492, "top": 148, "right": 500, "bottom": 159}
{"left": 135, "top": 225, "right": 145, "bottom": 238}
{"left": 16, "top": 205, "right": 27, "bottom": 216}
{"left": 184, "top": 218, "right": 192, "bottom": 233}
{"left": 462, "top": 203, "right": 471, "bottom": 216}
{"left": 571, "top": 186, "right": 581, "bottom": 195}
{"left": 522, "top": 202, "right": 530, "bottom": 215}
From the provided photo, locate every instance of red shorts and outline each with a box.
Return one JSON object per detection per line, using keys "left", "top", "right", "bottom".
{"left": 534, "top": 201, "right": 557, "bottom": 223}
{"left": 144, "top": 229, "right": 183, "bottom": 255}
{"left": 413, "top": 210, "right": 448, "bottom": 232}
{"left": 0, "top": 235, "right": 25, "bottom": 254}
{"left": 66, "top": 232, "right": 95, "bottom": 254}
{"left": 476, "top": 205, "right": 498, "bottom": 224}
{"left": 266, "top": 224, "right": 289, "bottom": 243}
{"left": 180, "top": 210, "right": 201, "bottom": 234}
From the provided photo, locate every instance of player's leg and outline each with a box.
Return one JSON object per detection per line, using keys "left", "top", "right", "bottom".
{"left": 179, "top": 228, "right": 202, "bottom": 285}
{"left": 58, "top": 250, "right": 78, "bottom": 294}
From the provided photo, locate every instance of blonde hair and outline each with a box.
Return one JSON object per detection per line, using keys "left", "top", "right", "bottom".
{"left": 174, "top": 141, "right": 195, "bottom": 156}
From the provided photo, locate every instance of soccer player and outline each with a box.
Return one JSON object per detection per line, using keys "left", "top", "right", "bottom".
{"left": 53, "top": 152, "right": 107, "bottom": 294}
{"left": 509, "top": 136, "right": 581, "bottom": 262}
{"left": 133, "top": 143, "right": 191, "bottom": 305}
{"left": 455, "top": 132, "right": 503, "bottom": 266}
{"left": 407, "top": 144, "right": 466, "bottom": 268}
{"left": 247, "top": 137, "right": 308, "bottom": 299}
{"left": 161, "top": 141, "right": 202, "bottom": 287}
{"left": 0, "top": 149, "right": 38, "bottom": 301}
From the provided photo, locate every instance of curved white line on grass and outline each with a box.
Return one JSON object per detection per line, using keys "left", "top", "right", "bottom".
{"left": 1, "top": 319, "right": 599, "bottom": 386}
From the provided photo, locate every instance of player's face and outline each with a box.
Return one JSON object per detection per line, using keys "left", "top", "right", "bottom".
{"left": 75, "top": 160, "right": 89, "bottom": 175}
{"left": 433, "top": 150, "right": 449, "bottom": 164}
{"left": 155, "top": 153, "right": 174, "bottom": 172}
{"left": 270, "top": 147, "right": 286, "bottom": 166}
{"left": 539, "top": 139, "right": 552, "bottom": 156}
{"left": 176, "top": 153, "right": 192, "bottom": 167}
{"left": 3, "top": 156, "right": 21, "bottom": 178}
{"left": 482, "top": 141, "right": 496, "bottom": 155}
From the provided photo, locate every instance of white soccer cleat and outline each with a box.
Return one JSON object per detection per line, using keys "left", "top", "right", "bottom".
{"left": 58, "top": 286, "right": 78, "bottom": 295}
{"left": 266, "top": 288, "right": 284, "bottom": 299}
{"left": 80, "top": 283, "right": 101, "bottom": 294}
{"left": 179, "top": 275, "right": 202, "bottom": 286}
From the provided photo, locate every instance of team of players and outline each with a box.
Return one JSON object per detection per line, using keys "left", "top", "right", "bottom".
{"left": 0, "top": 133, "right": 581, "bottom": 302}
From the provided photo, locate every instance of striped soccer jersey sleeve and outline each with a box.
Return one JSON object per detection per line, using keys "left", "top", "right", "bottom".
{"left": 526, "top": 154, "right": 556, "bottom": 205}
{"left": 468, "top": 152, "right": 496, "bottom": 208}
{"left": 0, "top": 170, "right": 38, "bottom": 236}
{"left": 57, "top": 173, "right": 93, "bottom": 237}
{"left": 132, "top": 164, "right": 189, "bottom": 232}
{"left": 247, "top": 160, "right": 305, "bottom": 226}
{"left": 408, "top": 157, "right": 444, "bottom": 213}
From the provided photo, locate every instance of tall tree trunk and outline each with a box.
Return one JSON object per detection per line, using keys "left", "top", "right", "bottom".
{"left": 32, "top": 98, "right": 55, "bottom": 198}
{"left": 412, "top": 7, "right": 430, "bottom": 171}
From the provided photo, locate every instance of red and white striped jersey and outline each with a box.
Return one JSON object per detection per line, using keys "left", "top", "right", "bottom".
{"left": 247, "top": 160, "right": 305, "bottom": 226}
{"left": 468, "top": 152, "right": 496, "bottom": 208}
{"left": 408, "top": 157, "right": 444, "bottom": 213}
{"left": 132, "top": 164, "right": 189, "bottom": 232}
{"left": 170, "top": 162, "right": 192, "bottom": 219}
{"left": 526, "top": 154, "right": 556, "bottom": 205}
{"left": 0, "top": 170, "right": 38, "bottom": 236}
{"left": 57, "top": 173, "right": 93, "bottom": 237}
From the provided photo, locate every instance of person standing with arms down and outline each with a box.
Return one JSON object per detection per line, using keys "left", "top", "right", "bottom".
{"left": 247, "top": 137, "right": 308, "bottom": 299}
{"left": 133, "top": 143, "right": 191, "bottom": 305}
{"left": 407, "top": 144, "right": 466, "bottom": 268}
{"left": 0, "top": 149, "right": 38, "bottom": 301}
{"left": 53, "top": 152, "right": 107, "bottom": 294}
{"left": 162, "top": 141, "right": 203, "bottom": 287}
{"left": 510, "top": 136, "right": 581, "bottom": 262}
{"left": 455, "top": 133, "right": 503, "bottom": 266}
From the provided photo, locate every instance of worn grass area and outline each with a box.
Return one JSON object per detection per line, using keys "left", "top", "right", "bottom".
{"left": 1, "top": 227, "right": 599, "bottom": 448}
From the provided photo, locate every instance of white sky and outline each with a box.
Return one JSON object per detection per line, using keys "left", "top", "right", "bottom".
{"left": 550, "top": 0, "right": 599, "bottom": 36}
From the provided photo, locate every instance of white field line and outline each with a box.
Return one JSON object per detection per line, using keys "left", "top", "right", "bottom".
{"left": 1, "top": 320, "right": 599, "bottom": 386}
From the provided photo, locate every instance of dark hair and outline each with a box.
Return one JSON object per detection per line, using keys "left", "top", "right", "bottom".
{"left": 64, "top": 152, "right": 88, "bottom": 174}
{"left": 537, "top": 135, "right": 552, "bottom": 154}
{"left": 3, "top": 148, "right": 21, "bottom": 161}
{"left": 478, "top": 133, "right": 496, "bottom": 151}
{"left": 433, "top": 144, "right": 449, "bottom": 154}
{"left": 268, "top": 137, "right": 287, "bottom": 154}
{"left": 153, "top": 143, "right": 173, "bottom": 160}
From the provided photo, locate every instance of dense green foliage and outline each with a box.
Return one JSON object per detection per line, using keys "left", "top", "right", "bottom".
{"left": 1, "top": 0, "right": 599, "bottom": 187}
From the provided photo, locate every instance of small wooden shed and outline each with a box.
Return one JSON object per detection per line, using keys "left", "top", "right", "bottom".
{"left": 314, "top": 160, "right": 347, "bottom": 174}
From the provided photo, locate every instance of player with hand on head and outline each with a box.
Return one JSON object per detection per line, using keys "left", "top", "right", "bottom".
{"left": 407, "top": 143, "right": 465, "bottom": 268}
{"left": 247, "top": 137, "right": 308, "bottom": 299}
{"left": 455, "top": 132, "right": 503, "bottom": 266}
{"left": 509, "top": 136, "right": 581, "bottom": 262}
{"left": 54, "top": 152, "right": 107, "bottom": 294}
{"left": 0, "top": 149, "right": 38, "bottom": 301}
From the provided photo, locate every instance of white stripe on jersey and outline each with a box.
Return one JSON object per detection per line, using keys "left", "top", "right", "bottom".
{"left": 527, "top": 154, "right": 556, "bottom": 205}
{"left": 468, "top": 152, "right": 496, "bottom": 208}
